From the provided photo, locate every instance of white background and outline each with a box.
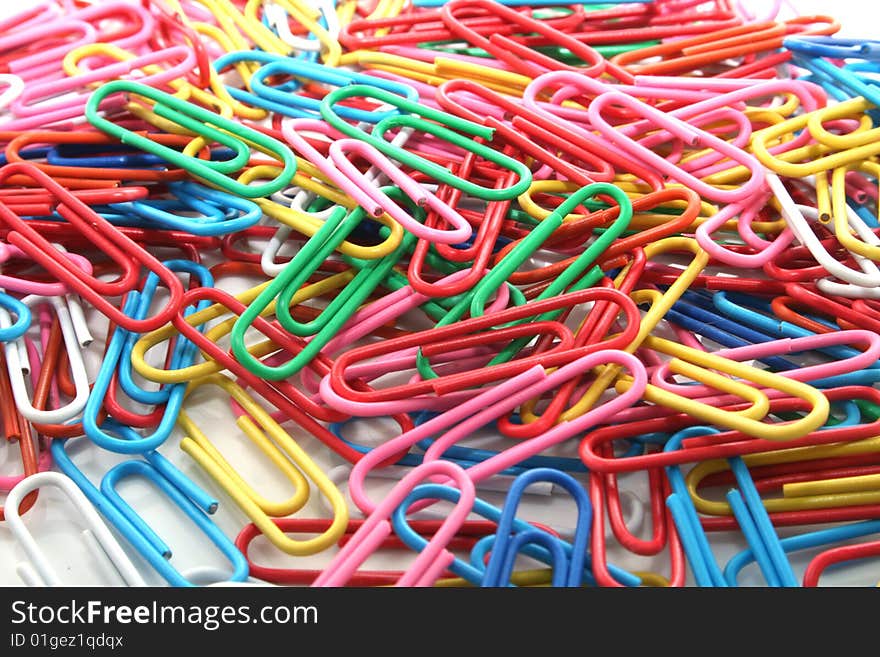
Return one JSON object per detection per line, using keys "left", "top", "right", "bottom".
{"left": 0, "top": 0, "right": 877, "bottom": 587}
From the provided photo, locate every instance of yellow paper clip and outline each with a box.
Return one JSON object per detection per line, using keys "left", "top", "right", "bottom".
{"left": 179, "top": 374, "right": 348, "bottom": 555}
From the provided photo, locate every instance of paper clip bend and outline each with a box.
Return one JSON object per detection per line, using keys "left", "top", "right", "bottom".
{"left": 86, "top": 81, "right": 297, "bottom": 198}
{"left": 179, "top": 373, "right": 349, "bottom": 556}
{"left": 0, "top": 292, "right": 30, "bottom": 343}
{"left": 313, "top": 460, "right": 476, "bottom": 587}
{"left": 1, "top": 295, "right": 90, "bottom": 425}
{"left": 5, "top": 471, "right": 146, "bottom": 587}
{"left": 481, "top": 468, "right": 592, "bottom": 587}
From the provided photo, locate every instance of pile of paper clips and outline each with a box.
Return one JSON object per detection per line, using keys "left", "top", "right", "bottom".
{"left": 2, "top": 0, "right": 880, "bottom": 588}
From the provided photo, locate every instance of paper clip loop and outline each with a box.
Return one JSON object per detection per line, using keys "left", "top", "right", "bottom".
{"left": 179, "top": 373, "right": 349, "bottom": 556}
{"left": 313, "top": 460, "right": 476, "bottom": 587}
{"left": 480, "top": 468, "right": 591, "bottom": 587}
{"left": 5, "top": 472, "right": 146, "bottom": 587}
{"left": 0, "top": 163, "right": 185, "bottom": 333}
{"left": 83, "top": 262, "right": 213, "bottom": 454}
{"left": 0, "top": 292, "right": 30, "bottom": 343}
{"left": 86, "top": 81, "right": 296, "bottom": 198}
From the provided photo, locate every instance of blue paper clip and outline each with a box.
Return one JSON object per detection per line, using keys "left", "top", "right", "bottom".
{"left": 116, "top": 260, "right": 214, "bottom": 406}
{"left": 249, "top": 58, "right": 418, "bottom": 121}
{"left": 665, "top": 427, "right": 797, "bottom": 587}
{"left": 45, "top": 143, "right": 239, "bottom": 169}
{"left": 106, "top": 182, "right": 262, "bottom": 236}
{"left": 46, "top": 143, "right": 167, "bottom": 168}
{"left": 0, "top": 145, "right": 51, "bottom": 167}
{"left": 83, "top": 261, "right": 213, "bottom": 453}
{"left": 725, "top": 518, "right": 880, "bottom": 586}
{"left": 0, "top": 292, "right": 31, "bottom": 342}
{"left": 214, "top": 51, "right": 417, "bottom": 122}
{"left": 785, "top": 35, "right": 880, "bottom": 59}
{"left": 789, "top": 50, "right": 880, "bottom": 108}
{"left": 51, "top": 433, "right": 246, "bottom": 587}
{"left": 480, "top": 468, "right": 591, "bottom": 587}
{"left": 391, "top": 483, "right": 642, "bottom": 587}
{"left": 100, "top": 459, "right": 247, "bottom": 585}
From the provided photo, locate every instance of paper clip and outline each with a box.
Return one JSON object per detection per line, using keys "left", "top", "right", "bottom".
{"left": 686, "top": 432, "right": 880, "bottom": 524}
{"left": 1, "top": 45, "right": 196, "bottom": 131}
{"left": 804, "top": 538, "right": 880, "bottom": 587}
{"left": 324, "top": 285, "right": 640, "bottom": 415}
{"left": 587, "top": 92, "right": 766, "bottom": 204}
{"left": 580, "top": 385, "right": 880, "bottom": 475}
{"left": 392, "top": 481, "right": 640, "bottom": 587}
{"left": 480, "top": 469, "right": 591, "bottom": 587}
{"left": 0, "top": 162, "right": 185, "bottom": 333}
{"left": 0, "top": 295, "right": 90, "bottom": 425}
{"left": 752, "top": 98, "right": 880, "bottom": 176}
{"left": 340, "top": 4, "right": 581, "bottom": 50}
{"left": 0, "top": 12, "right": 95, "bottom": 82}
{"left": 83, "top": 262, "right": 213, "bottom": 454}
{"left": 67, "top": 2, "right": 156, "bottom": 52}
{"left": 51, "top": 434, "right": 248, "bottom": 587}
{"left": 727, "top": 519, "right": 880, "bottom": 586}
{"left": 108, "top": 182, "right": 262, "bottom": 237}
{"left": 343, "top": 349, "right": 646, "bottom": 521}
{"left": 230, "top": 190, "right": 413, "bottom": 381}
{"left": 0, "top": 353, "right": 50, "bottom": 521}
{"left": 86, "top": 81, "right": 297, "bottom": 198}
{"left": 320, "top": 84, "right": 532, "bottom": 201}
{"left": 0, "top": 241, "right": 94, "bottom": 297}
{"left": 5, "top": 471, "right": 146, "bottom": 587}
{"left": 236, "top": 518, "right": 514, "bottom": 586}
{"left": 179, "top": 373, "right": 349, "bottom": 555}
{"left": 0, "top": 292, "right": 30, "bottom": 343}
{"left": 246, "top": 56, "right": 416, "bottom": 120}
{"left": 187, "top": 0, "right": 294, "bottom": 56}
{"left": 610, "top": 16, "right": 839, "bottom": 76}
{"left": 664, "top": 427, "right": 797, "bottom": 587}
{"left": 441, "top": 0, "right": 633, "bottom": 82}
{"left": 314, "top": 460, "right": 476, "bottom": 587}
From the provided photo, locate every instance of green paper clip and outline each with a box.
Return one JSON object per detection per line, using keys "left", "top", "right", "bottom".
{"left": 320, "top": 84, "right": 532, "bottom": 202}
{"left": 86, "top": 80, "right": 296, "bottom": 198}
{"left": 230, "top": 187, "right": 420, "bottom": 380}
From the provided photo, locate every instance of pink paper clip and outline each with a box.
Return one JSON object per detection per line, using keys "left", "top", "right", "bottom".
{"left": 299, "top": 268, "right": 509, "bottom": 396}
{"left": 0, "top": 15, "right": 95, "bottom": 83}
{"left": 0, "top": 242, "right": 93, "bottom": 296}
{"left": 67, "top": 1, "right": 155, "bottom": 53}
{"left": 313, "top": 460, "right": 477, "bottom": 587}
{"left": 694, "top": 193, "right": 796, "bottom": 268}
{"left": 587, "top": 91, "right": 767, "bottom": 204}
{"left": 282, "top": 119, "right": 392, "bottom": 218}
{"left": 2, "top": 45, "right": 197, "bottom": 131}
{"left": 282, "top": 119, "right": 472, "bottom": 244}
{"left": 340, "top": 350, "right": 647, "bottom": 516}
{"left": 327, "top": 139, "right": 473, "bottom": 245}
